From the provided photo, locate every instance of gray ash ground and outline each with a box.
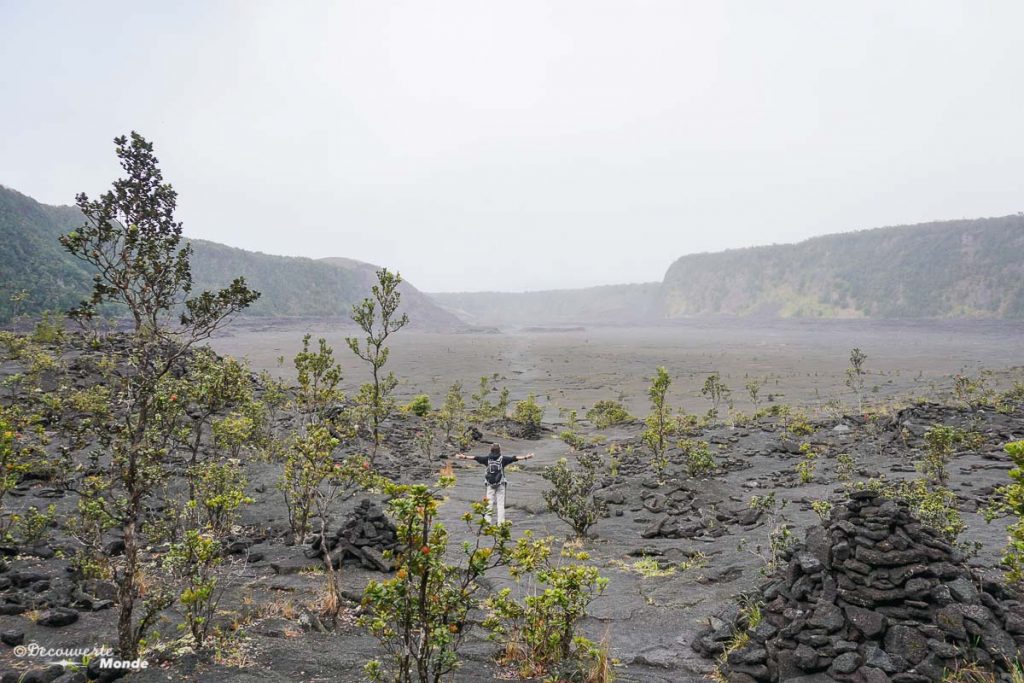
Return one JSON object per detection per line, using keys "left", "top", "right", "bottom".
{"left": 2, "top": 322, "right": 1024, "bottom": 682}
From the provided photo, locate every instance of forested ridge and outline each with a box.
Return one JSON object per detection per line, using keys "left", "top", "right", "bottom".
{"left": 0, "top": 185, "right": 461, "bottom": 327}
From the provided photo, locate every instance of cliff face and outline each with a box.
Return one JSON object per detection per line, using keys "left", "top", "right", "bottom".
{"left": 659, "top": 216, "right": 1024, "bottom": 319}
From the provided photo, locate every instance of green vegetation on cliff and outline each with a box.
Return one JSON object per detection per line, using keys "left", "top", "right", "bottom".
{"left": 0, "top": 186, "right": 461, "bottom": 327}
{"left": 659, "top": 216, "right": 1024, "bottom": 319}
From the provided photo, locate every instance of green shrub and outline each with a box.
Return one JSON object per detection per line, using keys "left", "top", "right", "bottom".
{"left": 680, "top": 439, "right": 715, "bottom": 477}
{"left": 405, "top": 394, "right": 432, "bottom": 417}
{"left": 483, "top": 534, "right": 609, "bottom": 680}
{"left": 437, "top": 382, "right": 469, "bottom": 449}
{"left": 835, "top": 453, "right": 856, "bottom": 482}
{"left": 855, "top": 478, "right": 965, "bottom": 542}
{"left": 30, "top": 311, "right": 65, "bottom": 345}
{"left": 986, "top": 441, "right": 1024, "bottom": 583}
{"left": 586, "top": 400, "right": 633, "bottom": 428}
{"left": 11, "top": 504, "right": 56, "bottom": 544}
{"left": 739, "top": 493, "right": 793, "bottom": 576}
{"left": 558, "top": 409, "right": 586, "bottom": 450}
{"left": 165, "top": 529, "right": 222, "bottom": 649}
{"left": 920, "top": 425, "right": 983, "bottom": 486}
{"left": 542, "top": 451, "right": 606, "bottom": 538}
{"left": 360, "top": 478, "right": 510, "bottom": 682}
{"left": 795, "top": 443, "right": 818, "bottom": 484}
{"left": 512, "top": 394, "right": 544, "bottom": 439}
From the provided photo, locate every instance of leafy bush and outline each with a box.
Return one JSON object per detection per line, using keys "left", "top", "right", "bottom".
{"left": 679, "top": 439, "right": 715, "bottom": 477}
{"left": 795, "top": 443, "right": 818, "bottom": 484}
{"left": 811, "top": 499, "right": 833, "bottom": 522}
{"left": 10, "top": 504, "right": 56, "bottom": 544}
{"left": 586, "top": 400, "right": 633, "bottom": 428}
{"left": 985, "top": 441, "right": 1024, "bottom": 583}
{"left": 542, "top": 451, "right": 606, "bottom": 538}
{"left": 279, "top": 425, "right": 338, "bottom": 544}
{"left": 787, "top": 415, "right": 815, "bottom": 436}
{"left": 512, "top": 394, "right": 544, "bottom": 439}
{"left": 558, "top": 409, "right": 586, "bottom": 450}
{"left": 0, "top": 408, "right": 36, "bottom": 538}
{"left": 165, "top": 530, "right": 222, "bottom": 648}
{"left": 483, "top": 534, "right": 609, "bottom": 680}
{"left": 360, "top": 478, "right": 510, "bottom": 683}
{"left": 472, "top": 374, "right": 509, "bottom": 420}
{"left": 835, "top": 453, "right": 856, "bottom": 482}
{"left": 739, "top": 493, "right": 793, "bottom": 576}
{"left": 188, "top": 460, "right": 253, "bottom": 536}
{"left": 855, "top": 478, "right": 965, "bottom": 542}
{"left": 405, "top": 394, "right": 432, "bottom": 417}
{"left": 920, "top": 425, "right": 983, "bottom": 486}
{"left": 212, "top": 411, "right": 258, "bottom": 460}
{"left": 30, "top": 311, "right": 65, "bottom": 344}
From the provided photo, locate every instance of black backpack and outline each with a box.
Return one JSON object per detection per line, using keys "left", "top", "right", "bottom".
{"left": 485, "top": 458, "right": 505, "bottom": 488}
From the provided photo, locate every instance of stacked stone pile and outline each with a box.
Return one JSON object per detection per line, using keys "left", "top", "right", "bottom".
{"left": 693, "top": 490, "right": 1024, "bottom": 682}
{"left": 307, "top": 499, "right": 399, "bottom": 573}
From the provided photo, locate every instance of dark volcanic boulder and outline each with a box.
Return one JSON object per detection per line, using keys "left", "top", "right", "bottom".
{"left": 693, "top": 491, "right": 1024, "bottom": 681}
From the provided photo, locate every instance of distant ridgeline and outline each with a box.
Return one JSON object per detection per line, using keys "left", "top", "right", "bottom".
{"left": 432, "top": 215, "right": 1024, "bottom": 324}
{"left": 4, "top": 183, "right": 1023, "bottom": 324}
{"left": 0, "top": 185, "right": 461, "bottom": 328}
{"left": 658, "top": 216, "right": 1024, "bottom": 319}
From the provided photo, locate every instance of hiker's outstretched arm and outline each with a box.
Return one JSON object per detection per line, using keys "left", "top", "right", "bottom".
{"left": 454, "top": 453, "right": 471, "bottom": 460}
{"left": 519, "top": 453, "right": 535, "bottom": 460}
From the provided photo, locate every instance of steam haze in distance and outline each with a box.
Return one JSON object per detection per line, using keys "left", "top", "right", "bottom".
{"left": 2, "top": 1, "right": 1023, "bottom": 292}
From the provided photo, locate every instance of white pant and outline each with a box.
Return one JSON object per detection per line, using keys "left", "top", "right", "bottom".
{"left": 485, "top": 483, "right": 506, "bottom": 524}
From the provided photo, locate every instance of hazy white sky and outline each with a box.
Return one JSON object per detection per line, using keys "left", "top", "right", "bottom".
{"left": 2, "top": 1, "right": 1022, "bottom": 292}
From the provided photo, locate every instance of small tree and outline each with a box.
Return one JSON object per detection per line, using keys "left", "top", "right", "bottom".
{"left": 360, "top": 478, "right": 511, "bottom": 683}
{"left": 641, "top": 367, "right": 674, "bottom": 482}
{"left": 171, "top": 350, "right": 252, "bottom": 482}
{"left": 558, "top": 408, "right": 586, "bottom": 450}
{"left": 472, "top": 375, "right": 496, "bottom": 418}
{"left": 165, "top": 529, "right": 223, "bottom": 649}
{"left": 701, "top": 372, "right": 732, "bottom": 421}
{"left": 745, "top": 378, "right": 765, "bottom": 412}
{"left": 347, "top": 269, "right": 409, "bottom": 450}
{"left": 59, "top": 132, "right": 258, "bottom": 658}
{"left": 279, "top": 425, "right": 337, "bottom": 545}
{"left": 312, "top": 452, "right": 379, "bottom": 626}
{"left": 919, "top": 425, "right": 981, "bottom": 486}
{"left": 437, "top": 382, "right": 470, "bottom": 451}
{"left": 295, "top": 334, "right": 344, "bottom": 427}
{"left": 542, "top": 451, "right": 606, "bottom": 538}
{"left": 845, "top": 348, "right": 868, "bottom": 413}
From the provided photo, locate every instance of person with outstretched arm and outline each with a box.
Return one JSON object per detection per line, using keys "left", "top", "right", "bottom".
{"left": 454, "top": 443, "right": 534, "bottom": 524}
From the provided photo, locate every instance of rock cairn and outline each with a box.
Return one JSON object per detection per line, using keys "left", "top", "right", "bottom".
{"left": 308, "top": 499, "right": 399, "bottom": 573}
{"left": 693, "top": 490, "right": 1024, "bottom": 682}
